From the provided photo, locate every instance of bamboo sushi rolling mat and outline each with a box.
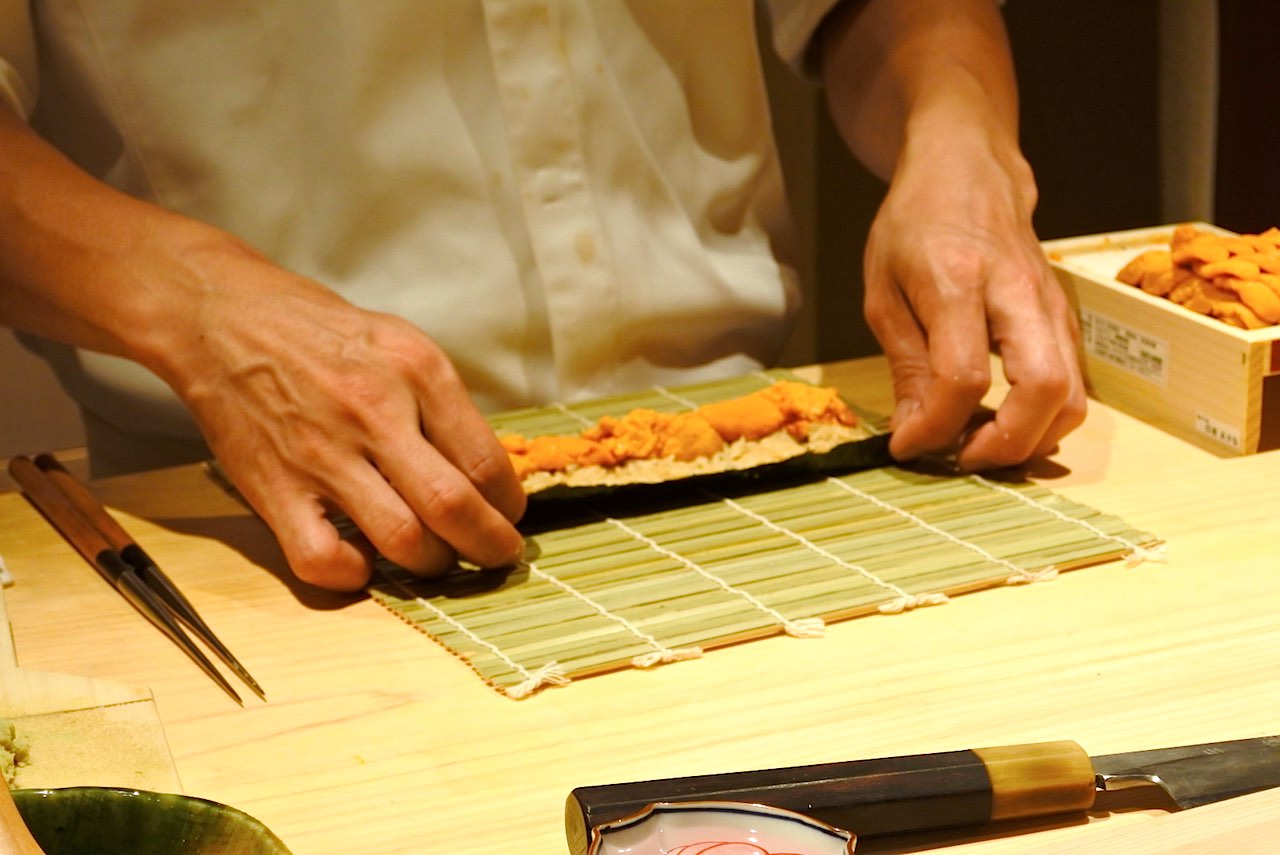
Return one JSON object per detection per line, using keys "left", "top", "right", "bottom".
{"left": 367, "top": 372, "right": 1161, "bottom": 698}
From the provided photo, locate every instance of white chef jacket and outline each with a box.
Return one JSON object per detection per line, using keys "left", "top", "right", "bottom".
{"left": 0, "top": 0, "right": 842, "bottom": 467}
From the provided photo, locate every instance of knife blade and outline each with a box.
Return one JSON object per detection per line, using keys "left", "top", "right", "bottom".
{"left": 565, "top": 736, "right": 1280, "bottom": 855}
{"left": 1092, "top": 735, "right": 1280, "bottom": 808}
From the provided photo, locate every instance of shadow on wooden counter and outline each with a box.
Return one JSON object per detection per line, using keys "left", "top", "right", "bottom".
{"left": 854, "top": 786, "right": 1179, "bottom": 854}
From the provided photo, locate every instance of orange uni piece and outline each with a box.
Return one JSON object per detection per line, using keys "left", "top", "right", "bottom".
{"left": 762, "top": 381, "right": 858, "bottom": 424}
{"left": 657, "top": 411, "right": 726, "bottom": 461}
{"left": 695, "top": 393, "right": 787, "bottom": 442}
{"left": 585, "top": 410, "right": 668, "bottom": 462}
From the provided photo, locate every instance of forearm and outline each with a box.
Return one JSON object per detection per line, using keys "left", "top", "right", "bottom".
{"left": 817, "top": 0, "right": 1023, "bottom": 187}
{"left": 0, "top": 103, "right": 255, "bottom": 382}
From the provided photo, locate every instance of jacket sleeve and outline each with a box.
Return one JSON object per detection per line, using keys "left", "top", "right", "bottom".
{"left": 0, "top": 0, "right": 37, "bottom": 117}
{"left": 761, "top": 0, "right": 844, "bottom": 74}
{"left": 764, "top": 0, "right": 1007, "bottom": 76}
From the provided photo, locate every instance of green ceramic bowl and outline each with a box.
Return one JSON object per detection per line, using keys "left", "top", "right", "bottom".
{"left": 11, "top": 787, "right": 291, "bottom": 855}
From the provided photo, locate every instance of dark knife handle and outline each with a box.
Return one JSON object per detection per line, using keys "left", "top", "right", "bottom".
{"left": 565, "top": 741, "right": 1095, "bottom": 855}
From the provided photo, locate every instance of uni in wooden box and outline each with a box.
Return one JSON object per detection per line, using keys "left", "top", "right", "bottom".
{"left": 1045, "top": 223, "right": 1280, "bottom": 456}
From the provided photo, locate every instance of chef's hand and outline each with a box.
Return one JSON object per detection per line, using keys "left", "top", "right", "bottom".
{"left": 815, "top": 0, "right": 1087, "bottom": 471}
{"left": 0, "top": 102, "right": 524, "bottom": 593}
{"left": 863, "top": 127, "right": 1087, "bottom": 470}
{"left": 159, "top": 240, "right": 527, "bottom": 591}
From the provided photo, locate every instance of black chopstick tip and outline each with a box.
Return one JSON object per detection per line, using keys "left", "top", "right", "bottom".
{"left": 235, "top": 671, "right": 268, "bottom": 702}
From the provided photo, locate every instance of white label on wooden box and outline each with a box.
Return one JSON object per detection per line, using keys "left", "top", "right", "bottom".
{"left": 1194, "top": 413, "right": 1243, "bottom": 451}
{"left": 1080, "top": 307, "right": 1169, "bottom": 386}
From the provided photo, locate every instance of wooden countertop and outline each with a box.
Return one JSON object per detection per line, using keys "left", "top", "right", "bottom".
{"left": 3, "top": 356, "right": 1279, "bottom": 854}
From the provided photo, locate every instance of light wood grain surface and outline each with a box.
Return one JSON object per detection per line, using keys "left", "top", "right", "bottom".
{"left": 2, "top": 356, "right": 1279, "bottom": 854}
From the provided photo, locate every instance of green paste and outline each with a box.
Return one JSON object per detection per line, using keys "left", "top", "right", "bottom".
{"left": 0, "top": 720, "right": 30, "bottom": 787}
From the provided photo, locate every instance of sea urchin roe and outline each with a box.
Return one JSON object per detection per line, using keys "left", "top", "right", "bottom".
{"left": 657, "top": 411, "right": 726, "bottom": 461}
{"left": 529, "top": 435, "right": 615, "bottom": 470}
{"left": 760, "top": 381, "right": 858, "bottom": 440}
{"left": 696, "top": 394, "right": 786, "bottom": 442}
{"left": 582, "top": 409, "right": 726, "bottom": 463}
{"left": 1117, "top": 226, "right": 1280, "bottom": 328}
{"left": 585, "top": 410, "right": 668, "bottom": 460}
{"left": 502, "top": 380, "right": 860, "bottom": 481}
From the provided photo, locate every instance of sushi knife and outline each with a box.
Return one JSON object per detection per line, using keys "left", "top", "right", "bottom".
{"left": 566, "top": 735, "right": 1280, "bottom": 854}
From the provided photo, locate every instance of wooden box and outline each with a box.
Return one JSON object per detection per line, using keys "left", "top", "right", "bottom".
{"left": 1046, "top": 224, "right": 1280, "bottom": 456}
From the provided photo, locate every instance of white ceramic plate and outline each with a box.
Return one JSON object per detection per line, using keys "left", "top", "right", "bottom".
{"left": 587, "top": 800, "right": 855, "bottom": 854}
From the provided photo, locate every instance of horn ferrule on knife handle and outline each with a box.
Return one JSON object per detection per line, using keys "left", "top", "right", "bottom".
{"left": 565, "top": 741, "right": 1095, "bottom": 854}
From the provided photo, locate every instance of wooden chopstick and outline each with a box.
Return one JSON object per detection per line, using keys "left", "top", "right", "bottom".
{"left": 32, "top": 453, "right": 266, "bottom": 699}
{"left": 6, "top": 454, "right": 258, "bottom": 705}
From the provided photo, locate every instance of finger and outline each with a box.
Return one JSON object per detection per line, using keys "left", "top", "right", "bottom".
{"left": 421, "top": 406, "right": 526, "bottom": 525}
{"left": 956, "top": 373, "right": 1062, "bottom": 469}
{"left": 259, "top": 491, "right": 378, "bottom": 591}
{"left": 398, "top": 340, "right": 527, "bottom": 525}
{"left": 371, "top": 436, "right": 525, "bottom": 571}
{"left": 956, "top": 270, "right": 1079, "bottom": 469}
{"left": 868, "top": 276, "right": 992, "bottom": 461}
{"left": 864, "top": 272, "right": 928, "bottom": 417}
{"left": 863, "top": 251, "right": 934, "bottom": 459}
{"left": 337, "top": 466, "right": 463, "bottom": 577}
{"left": 1031, "top": 282, "right": 1089, "bottom": 457}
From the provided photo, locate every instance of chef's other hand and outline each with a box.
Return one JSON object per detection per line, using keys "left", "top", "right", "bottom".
{"left": 863, "top": 128, "right": 1086, "bottom": 471}
{"left": 817, "top": 0, "right": 1087, "bottom": 471}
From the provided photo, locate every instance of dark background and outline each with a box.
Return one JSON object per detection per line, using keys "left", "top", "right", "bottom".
{"left": 1214, "top": 0, "right": 1280, "bottom": 232}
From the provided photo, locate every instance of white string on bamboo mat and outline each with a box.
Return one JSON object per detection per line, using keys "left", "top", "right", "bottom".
{"left": 377, "top": 570, "right": 570, "bottom": 699}
{"left": 654, "top": 373, "right": 782, "bottom": 411}
{"left": 825, "top": 476, "right": 1053, "bottom": 586}
{"left": 652, "top": 385, "right": 701, "bottom": 410}
{"left": 525, "top": 562, "right": 703, "bottom": 668}
{"left": 967, "top": 474, "right": 1166, "bottom": 567}
{"left": 601, "top": 515, "right": 827, "bottom": 638}
{"left": 553, "top": 402, "right": 597, "bottom": 428}
{"left": 710, "top": 491, "right": 946, "bottom": 615}
{"left": 553, "top": 377, "right": 769, "bottom": 429}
